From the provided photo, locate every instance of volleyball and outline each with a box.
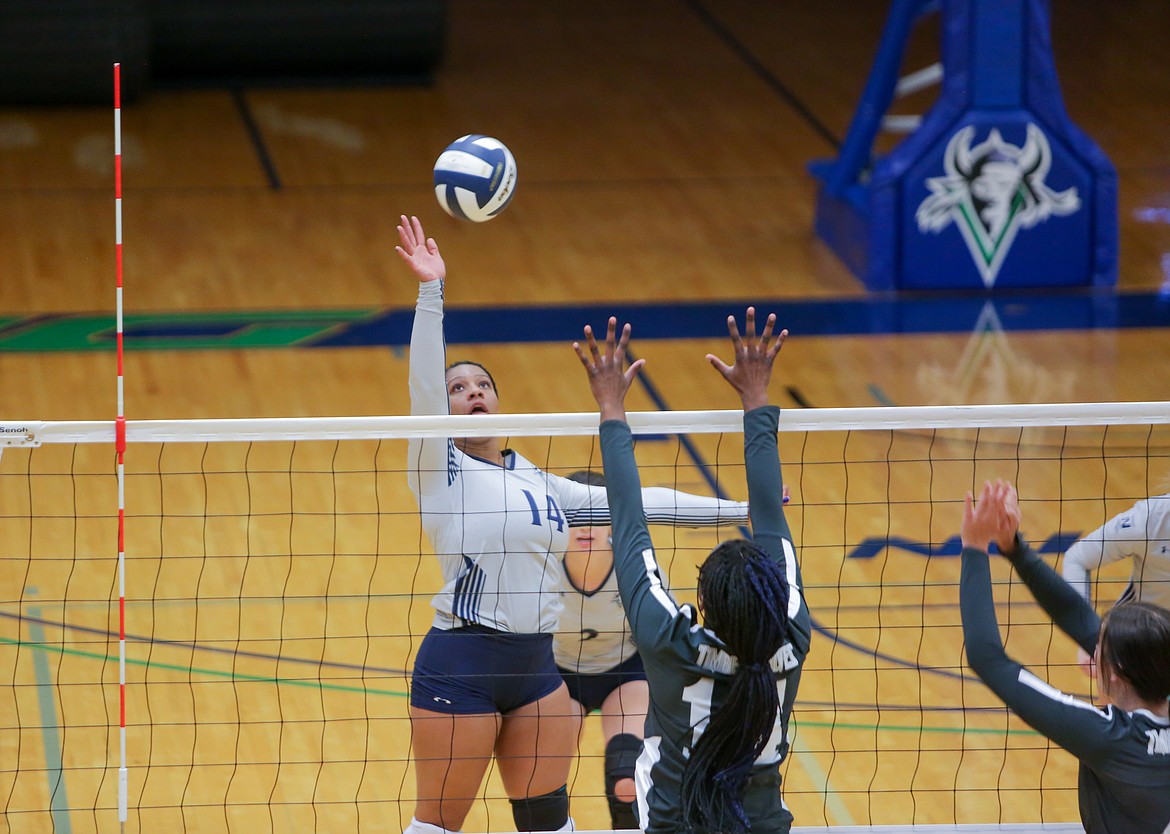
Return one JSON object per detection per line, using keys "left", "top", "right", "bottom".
{"left": 433, "top": 135, "right": 518, "bottom": 222}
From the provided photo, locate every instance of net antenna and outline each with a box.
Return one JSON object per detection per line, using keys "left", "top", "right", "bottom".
{"left": 113, "top": 61, "right": 129, "bottom": 833}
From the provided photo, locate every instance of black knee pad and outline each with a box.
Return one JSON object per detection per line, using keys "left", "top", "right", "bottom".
{"left": 607, "top": 797, "right": 638, "bottom": 830}
{"left": 605, "top": 733, "right": 642, "bottom": 829}
{"left": 510, "top": 784, "right": 569, "bottom": 832}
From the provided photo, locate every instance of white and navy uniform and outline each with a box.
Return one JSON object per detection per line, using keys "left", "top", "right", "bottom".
{"left": 599, "top": 406, "right": 811, "bottom": 834}
{"left": 555, "top": 564, "right": 635, "bottom": 674}
{"left": 408, "top": 280, "right": 750, "bottom": 714}
{"left": 554, "top": 561, "right": 647, "bottom": 712}
{"left": 1062, "top": 493, "right": 1170, "bottom": 610}
{"left": 961, "top": 536, "right": 1170, "bottom": 833}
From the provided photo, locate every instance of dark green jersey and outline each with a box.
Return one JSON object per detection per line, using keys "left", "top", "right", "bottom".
{"left": 961, "top": 538, "right": 1170, "bottom": 833}
{"left": 599, "top": 406, "right": 812, "bottom": 834}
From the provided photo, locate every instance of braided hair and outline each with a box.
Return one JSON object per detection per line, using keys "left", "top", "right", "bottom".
{"left": 681, "top": 539, "right": 791, "bottom": 834}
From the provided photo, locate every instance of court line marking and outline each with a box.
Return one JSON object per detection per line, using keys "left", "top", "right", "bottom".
{"left": 4, "top": 610, "right": 1065, "bottom": 727}
{"left": 26, "top": 596, "right": 73, "bottom": 834}
{"left": 231, "top": 88, "right": 282, "bottom": 190}
{"left": 682, "top": 0, "right": 842, "bottom": 150}
{"left": 791, "top": 731, "right": 855, "bottom": 826}
{"left": 1, "top": 634, "right": 408, "bottom": 698}
{"left": 0, "top": 633, "right": 1038, "bottom": 737}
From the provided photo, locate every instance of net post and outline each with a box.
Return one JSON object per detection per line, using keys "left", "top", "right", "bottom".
{"left": 113, "top": 60, "right": 129, "bottom": 832}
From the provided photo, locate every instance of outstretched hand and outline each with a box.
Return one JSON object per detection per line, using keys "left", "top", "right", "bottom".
{"left": 996, "top": 481, "right": 1022, "bottom": 554}
{"left": 961, "top": 479, "right": 1021, "bottom": 554}
{"left": 395, "top": 215, "right": 446, "bottom": 283}
{"left": 574, "top": 317, "right": 645, "bottom": 423}
{"left": 707, "top": 307, "right": 786, "bottom": 411}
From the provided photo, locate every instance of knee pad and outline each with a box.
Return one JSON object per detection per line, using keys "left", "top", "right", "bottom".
{"left": 510, "top": 784, "right": 570, "bottom": 832}
{"left": 605, "top": 733, "right": 643, "bottom": 829}
{"left": 607, "top": 798, "right": 638, "bottom": 830}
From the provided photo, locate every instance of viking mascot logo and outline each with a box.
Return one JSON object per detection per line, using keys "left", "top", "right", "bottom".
{"left": 916, "top": 124, "right": 1081, "bottom": 287}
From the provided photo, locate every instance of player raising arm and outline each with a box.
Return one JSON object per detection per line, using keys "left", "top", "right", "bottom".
{"left": 960, "top": 479, "right": 1170, "bottom": 833}
{"left": 1060, "top": 488, "right": 1170, "bottom": 675}
{"left": 395, "top": 216, "right": 755, "bottom": 834}
{"left": 574, "top": 310, "right": 811, "bottom": 834}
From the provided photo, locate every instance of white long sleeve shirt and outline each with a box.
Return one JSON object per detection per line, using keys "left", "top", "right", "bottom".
{"left": 1061, "top": 493, "right": 1170, "bottom": 610}
{"left": 407, "top": 279, "right": 749, "bottom": 634}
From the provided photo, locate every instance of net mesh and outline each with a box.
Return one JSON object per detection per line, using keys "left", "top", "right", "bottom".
{"left": 2, "top": 403, "right": 1166, "bottom": 833}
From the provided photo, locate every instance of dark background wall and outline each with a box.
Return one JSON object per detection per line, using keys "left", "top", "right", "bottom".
{"left": 0, "top": 0, "right": 446, "bottom": 104}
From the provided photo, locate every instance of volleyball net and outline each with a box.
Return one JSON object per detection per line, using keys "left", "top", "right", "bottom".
{"left": 3, "top": 402, "right": 1167, "bottom": 833}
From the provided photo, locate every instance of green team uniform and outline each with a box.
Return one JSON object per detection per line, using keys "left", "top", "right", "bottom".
{"left": 599, "top": 406, "right": 812, "bottom": 834}
{"left": 961, "top": 538, "right": 1170, "bottom": 833}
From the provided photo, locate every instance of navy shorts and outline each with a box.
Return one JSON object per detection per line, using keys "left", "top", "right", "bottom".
{"left": 410, "top": 624, "right": 565, "bottom": 715}
{"left": 557, "top": 653, "right": 647, "bottom": 713}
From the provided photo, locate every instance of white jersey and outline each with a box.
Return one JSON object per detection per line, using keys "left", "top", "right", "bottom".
{"left": 1061, "top": 493, "right": 1170, "bottom": 610}
{"left": 553, "top": 561, "right": 637, "bottom": 674}
{"left": 408, "top": 280, "right": 750, "bottom": 635}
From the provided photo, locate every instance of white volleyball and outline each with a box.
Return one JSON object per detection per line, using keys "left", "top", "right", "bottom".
{"left": 433, "top": 134, "right": 518, "bottom": 222}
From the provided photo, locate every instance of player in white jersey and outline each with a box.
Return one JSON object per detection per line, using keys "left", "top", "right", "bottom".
{"left": 961, "top": 480, "right": 1170, "bottom": 834}
{"left": 554, "top": 469, "right": 648, "bottom": 830}
{"left": 394, "top": 216, "right": 752, "bottom": 834}
{"left": 1061, "top": 490, "right": 1170, "bottom": 673}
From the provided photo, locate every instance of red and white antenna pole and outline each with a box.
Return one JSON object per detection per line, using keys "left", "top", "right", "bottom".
{"left": 113, "top": 62, "right": 129, "bottom": 832}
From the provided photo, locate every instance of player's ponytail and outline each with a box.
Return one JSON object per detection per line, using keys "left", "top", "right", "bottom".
{"left": 681, "top": 539, "right": 791, "bottom": 834}
{"left": 1099, "top": 601, "right": 1170, "bottom": 703}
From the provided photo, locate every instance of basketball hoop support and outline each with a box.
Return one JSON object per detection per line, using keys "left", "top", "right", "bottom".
{"left": 809, "top": 0, "right": 1117, "bottom": 291}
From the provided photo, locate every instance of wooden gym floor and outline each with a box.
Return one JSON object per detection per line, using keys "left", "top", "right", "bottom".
{"left": 1, "top": 1, "right": 1169, "bottom": 831}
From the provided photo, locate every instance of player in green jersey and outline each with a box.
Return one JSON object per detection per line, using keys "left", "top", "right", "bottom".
{"left": 961, "top": 479, "right": 1170, "bottom": 833}
{"left": 574, "top": 310, "right": 811, "bottom": 834}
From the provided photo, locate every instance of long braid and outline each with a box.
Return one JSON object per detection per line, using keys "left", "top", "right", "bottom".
{"left": 681, "top": 540, "right": 790, "bottom": 833}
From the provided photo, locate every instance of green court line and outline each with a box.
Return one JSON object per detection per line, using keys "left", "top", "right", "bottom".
{"left": 2, "top": 635, "right": 1040, "bottom": 736}
{"left": 1, "top": 635, "right": 409, "bottom": 698}
{"left": 0, "top": 310, "right": 375, "bottom": 351}
{"left": 799, "top": 718, "right": 1030, "bottom": 735}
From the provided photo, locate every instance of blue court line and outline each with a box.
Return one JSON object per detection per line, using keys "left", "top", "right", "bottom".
{"left": 318, "top": 288, "right": 1170, "bottom": 347}
{"left": 3, "top": 609, "right": 1091, "bottom": 710}
{"left": 26, "top": 594, "right": 73, "bottom": 834}
{"left": 231, "top": 88, "right": 282, "bottom": 190}
{"left": 684, "top": 0, "right": 842, "bottom": 151}
{"left": 2, "top": 591, "right": 1058, "bottom": 691}
{"left": 2, "top": 289, "right": 1168, "bottom": 353}
{"left": 1, "top": 609, "right": 409, "bottom": 678}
